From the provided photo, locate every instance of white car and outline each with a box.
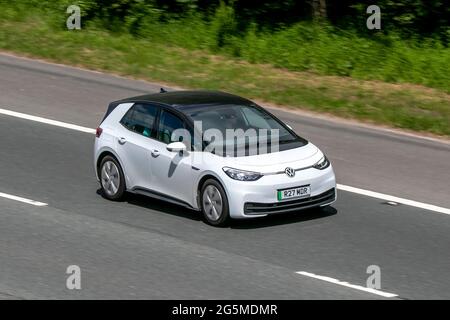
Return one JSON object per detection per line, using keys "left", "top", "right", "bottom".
{"left": 94, "top": 90, "right": 336, "bottom": 226}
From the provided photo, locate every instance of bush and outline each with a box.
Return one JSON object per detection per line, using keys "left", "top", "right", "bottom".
{"left": 1, "top": 1, "right": 448, "bottom": 92}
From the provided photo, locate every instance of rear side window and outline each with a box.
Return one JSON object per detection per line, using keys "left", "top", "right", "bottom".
{"left": 120, "top": 104, "right": 158, "bottom": 138}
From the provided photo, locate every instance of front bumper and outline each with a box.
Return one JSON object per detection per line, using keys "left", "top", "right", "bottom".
{"left": 244, "top": 188, "right": 336, "bottom": 215}
{"left": 224, "top": 165, "right": 336, "bottom": 218}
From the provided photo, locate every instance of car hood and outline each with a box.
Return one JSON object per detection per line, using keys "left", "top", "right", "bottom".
{"left": 224, "top": 142, "right": 322, "bottom": 174}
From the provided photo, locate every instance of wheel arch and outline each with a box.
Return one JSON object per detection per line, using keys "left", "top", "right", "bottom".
{"left": 196, "top": 172, "right": 229, "bottom": 209}
{"left": 96, "top": 148, "right": 124, "bottom": 180}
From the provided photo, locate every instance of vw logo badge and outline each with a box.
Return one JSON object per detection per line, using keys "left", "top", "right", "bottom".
{"left": 285, "top": 167, "right": 295, "bottom": 177}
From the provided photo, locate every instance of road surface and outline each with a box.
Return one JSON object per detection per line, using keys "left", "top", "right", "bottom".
{"left": 0, "top": 53, "right": 449, "bottom": 299}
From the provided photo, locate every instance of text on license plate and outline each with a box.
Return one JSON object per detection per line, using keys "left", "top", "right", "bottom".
{"left": 277, "top": 186, "right": 311, "bottom": 201}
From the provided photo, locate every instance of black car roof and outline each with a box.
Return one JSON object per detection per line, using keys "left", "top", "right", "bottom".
{"left": 101, "top": 90, "right": 255, "bottom": 123}
{"left": 113, "top": 90, "right": 253, "bottom": 110}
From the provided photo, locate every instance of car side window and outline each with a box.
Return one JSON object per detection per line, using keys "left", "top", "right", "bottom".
{"left": 120, "top": 104, "right": 158, "bottom": 138}
{"left": 157, "top": 110, "right": 186, "bottom": 144}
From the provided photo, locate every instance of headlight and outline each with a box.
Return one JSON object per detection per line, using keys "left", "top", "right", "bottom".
{"left": 223, "top": 167, "right": 263, "bottom": 181}
{"left": 313, "top": 156, "right": 330, "bottom": 170}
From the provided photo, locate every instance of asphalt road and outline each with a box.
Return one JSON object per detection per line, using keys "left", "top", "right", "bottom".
{"left": 0, "top": 53, "right": 449, "bottom": 299}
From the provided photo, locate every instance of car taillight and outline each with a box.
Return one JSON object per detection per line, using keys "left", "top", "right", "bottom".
{"left": 96, "top": 127, "right": 103, "bottom": 138}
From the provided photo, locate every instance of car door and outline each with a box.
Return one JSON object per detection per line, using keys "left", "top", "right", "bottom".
{"left": 149, "top": 109, "right": 197, "bottom": 207}
{"left": 115, "top": 103, "right": 159, "bottom": 190}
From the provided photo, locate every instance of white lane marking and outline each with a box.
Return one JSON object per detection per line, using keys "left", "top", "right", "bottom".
{"left": 0, "top": 192, "right": 48, "bottom": 207}
{"left": 1, "top": 108, "right": 449, "bottom": 215}
{"left": 0, "top": 108, "right": 96, "bottom": 134}
{"left": 296, "top": 271, "right": 398, "bottom": 298}
{"left": 337, "top": 184, "right": 450, "bottom": 215}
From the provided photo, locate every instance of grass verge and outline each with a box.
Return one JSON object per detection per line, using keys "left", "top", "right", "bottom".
{"left": 0, "top": 7, "right": 449, "bottom": 136}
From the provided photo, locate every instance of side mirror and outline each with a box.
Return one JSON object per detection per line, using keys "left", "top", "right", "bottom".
{"left": 166, "top": 141, "right": 187, "bottom": 153}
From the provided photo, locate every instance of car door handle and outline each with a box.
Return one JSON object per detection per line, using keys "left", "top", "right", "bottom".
{"left": 118, "top": 137, "right": 127, "bottom": 145}
{"left": 151, "top": 149, "right": 160, "bottom": 157}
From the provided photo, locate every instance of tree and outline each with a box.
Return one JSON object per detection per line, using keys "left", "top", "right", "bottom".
{"left": 312, "top": 0, "right": 327, "bottom": 19}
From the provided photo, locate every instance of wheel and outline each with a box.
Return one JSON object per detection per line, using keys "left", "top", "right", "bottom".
{"left": 99, "top": 155, "right": 125, "bottom": 201}
{"left": 200, "top": 179, "right": 230, "bottom": 227}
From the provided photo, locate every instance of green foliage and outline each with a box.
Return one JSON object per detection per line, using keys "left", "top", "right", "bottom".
{"left": 0, "top": 2, "right": 448, "bottom": 136}
{"left": 210, "top": 2, "right": 237, "bottom": 49}
{"left": 0, "top": 1, "right": 448, "bottom": 92}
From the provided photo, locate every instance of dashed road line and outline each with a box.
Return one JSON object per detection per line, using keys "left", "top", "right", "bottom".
{"left": 296, "top": 271, "right": 398, "bottom": 298}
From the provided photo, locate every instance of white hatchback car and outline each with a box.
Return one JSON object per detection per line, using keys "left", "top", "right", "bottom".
{"left": 94, "top": 90, "right": 336, "bottom": 226}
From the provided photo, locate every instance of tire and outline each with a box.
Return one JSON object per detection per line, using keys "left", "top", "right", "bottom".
{"left": 200, "top": 179, "right": 230, "bottom": 227}
{"left": 99, "top": 155, "right": 126, "bottom": 201}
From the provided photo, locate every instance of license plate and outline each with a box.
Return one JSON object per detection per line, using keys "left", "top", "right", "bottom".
{"left": 277, "top": 186, "right": 311, "bottom": 201}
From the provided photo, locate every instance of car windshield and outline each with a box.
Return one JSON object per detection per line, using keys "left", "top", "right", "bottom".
{"left": 187, "top": 104, "right": 307, "bottom": 156}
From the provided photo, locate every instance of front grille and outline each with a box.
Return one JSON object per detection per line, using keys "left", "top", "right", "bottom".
{"left": 244, "top": 188, "right": 336, "bottom": 215}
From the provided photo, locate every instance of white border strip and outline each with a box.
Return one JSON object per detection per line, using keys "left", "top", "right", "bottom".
{"left": 0, "top": 192, "right": 48, "bottom": 207}
{"left": 0, "top": 108, "right": 96, "bottom": 134}
{"left": 337, "top": 184, "right": 450, "bottom": 215}
{"left": 296, "top": 271, "right": 398, "bottom": 298}
{"left": 1, "top": 108, "right": 449, "bottom": 215}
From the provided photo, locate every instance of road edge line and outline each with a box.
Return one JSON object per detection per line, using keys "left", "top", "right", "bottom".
{"left": 0, "top": 192, "right": 48, "bottom": 207}
{"left": 337, "top": 184, "right": 450, "bottom": 215}
{"left": 1, "top": 107, "right": 449, "bottom": 215}
{"left": 0, "top": 108, "right": 96, "bottom": 134}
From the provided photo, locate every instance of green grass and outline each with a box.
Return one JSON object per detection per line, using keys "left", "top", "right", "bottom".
{"left": 0, "top": 4, "right": 449, "bottom": 136}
